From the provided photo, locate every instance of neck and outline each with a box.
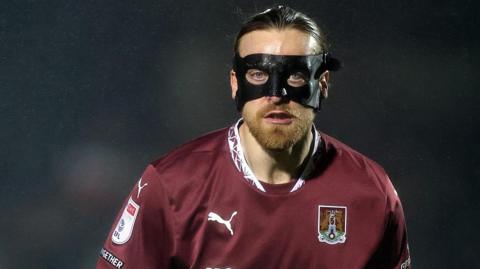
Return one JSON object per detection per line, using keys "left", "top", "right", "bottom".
{"left": 239, "top": 123, "right": 313, "bottom": 185}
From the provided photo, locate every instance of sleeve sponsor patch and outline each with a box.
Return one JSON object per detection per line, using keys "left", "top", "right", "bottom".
{"left": 99, "top": 248, "right": 124, "bottom": 269}
{"left": 112, "top": 197, "right": 140, "bottom": 244}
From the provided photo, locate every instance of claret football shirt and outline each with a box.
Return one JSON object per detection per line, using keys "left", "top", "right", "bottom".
{"left": 97, "top": 120, "right": 411, "bottom": 269}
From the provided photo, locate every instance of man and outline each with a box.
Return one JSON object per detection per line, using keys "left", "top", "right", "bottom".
{"left": 97, "top": 6, "right": 411, "bottom": 269}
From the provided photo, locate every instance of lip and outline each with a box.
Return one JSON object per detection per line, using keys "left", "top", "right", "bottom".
{"left": 263, "top": 110, "right": 294, "bottom": 124}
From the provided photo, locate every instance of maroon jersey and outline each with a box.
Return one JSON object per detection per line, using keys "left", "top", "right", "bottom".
{"left": 97, "top": 120, "right": 411, "bottom": 269}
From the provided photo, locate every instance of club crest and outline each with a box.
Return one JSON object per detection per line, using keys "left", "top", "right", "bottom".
{"left": 317, "top": 205, "right": 347, "bottom": 244}
{"left": 112, "top": 197, "right": 139, "bottom": 244}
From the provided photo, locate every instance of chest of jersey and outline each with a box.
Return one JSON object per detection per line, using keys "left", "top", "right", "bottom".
{"left": 170, "top": 157, "right": 387, "bottom": 269}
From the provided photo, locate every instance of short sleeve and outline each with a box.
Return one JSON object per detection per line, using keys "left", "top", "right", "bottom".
{"left": 97, "top": 164, "right": 175, "bottom": 269}
{"left": 365, "top": 179, "right": 412, "bottom": 269}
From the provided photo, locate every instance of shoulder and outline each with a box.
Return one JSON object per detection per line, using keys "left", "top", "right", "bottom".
{"left": 151, "top": 127, "right": 229, "bottom": 170}
{"left": 319, "top": 132, "right": 397, "bottom": 199}
{"left": 320, "top": 132, "right": 386, "bottom": 172}
{"left": 137, "top": 127, "right": 230, "bottom": 193}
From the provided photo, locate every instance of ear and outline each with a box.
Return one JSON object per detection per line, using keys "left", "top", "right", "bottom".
{"left": 230, "top": 69, "right": 238, "bottom": 99}
{"left": 319, "top": 71, "right": 330, "bottom": 99}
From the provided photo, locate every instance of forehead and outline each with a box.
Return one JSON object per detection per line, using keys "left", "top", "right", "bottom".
{"left": 238, "top": 28, "right": 318, "bottom": 57}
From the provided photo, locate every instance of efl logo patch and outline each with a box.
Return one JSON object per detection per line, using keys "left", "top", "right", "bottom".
{"left": 112, "top": 197, "right": 139, "bottom": 244}
{"left": 317, "top": 205, "right": 347, "bottom": 244}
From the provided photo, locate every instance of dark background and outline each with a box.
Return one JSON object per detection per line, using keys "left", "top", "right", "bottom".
{"left": 1, "top": 0, "right": 479, "bottom": 268}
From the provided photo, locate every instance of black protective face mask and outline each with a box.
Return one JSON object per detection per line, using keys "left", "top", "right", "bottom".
{"left": 233, "top": 53, "right": 340, "bottom": 111}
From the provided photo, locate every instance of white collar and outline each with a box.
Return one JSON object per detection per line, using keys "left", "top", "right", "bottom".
{"left": 227, "top": 118, "right": 321, "bottom": 193}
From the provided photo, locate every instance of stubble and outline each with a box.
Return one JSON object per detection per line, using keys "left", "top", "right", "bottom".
{"left": 242, "top": 104, "right": 315, "bottom": 150}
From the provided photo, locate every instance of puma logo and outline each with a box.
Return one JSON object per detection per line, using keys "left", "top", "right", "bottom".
{"left": 207, "top": 211, "right": 238, "bottom": 236}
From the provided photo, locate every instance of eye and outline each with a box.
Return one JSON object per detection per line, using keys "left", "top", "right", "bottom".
{"left": 245, "top": 69, "right": 269, "bottom": 85}
{"left": 287, "top": 72, "right": 307, "bottom": 87}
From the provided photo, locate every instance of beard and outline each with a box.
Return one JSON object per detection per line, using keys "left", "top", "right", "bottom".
{"left": 242, "top": 103, "right": 315, "bottom": 150}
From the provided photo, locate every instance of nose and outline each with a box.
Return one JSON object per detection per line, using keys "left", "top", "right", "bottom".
{"left": 266, "top": 95, "right": 285, "bottom": 104}
{"left": 266, "top": 85, "right": 288, "bottom": 103}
